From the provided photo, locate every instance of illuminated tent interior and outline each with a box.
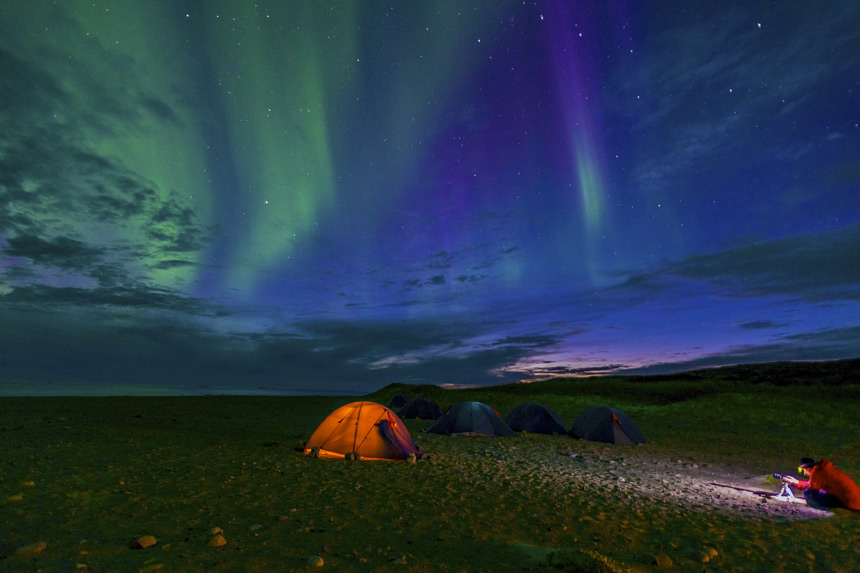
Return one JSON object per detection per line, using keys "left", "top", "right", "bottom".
{"left": 304, "top": 401, "right": 420, "bottom": 461}
{"left": 569, "top": 405, "right": 647, "bottom": 445}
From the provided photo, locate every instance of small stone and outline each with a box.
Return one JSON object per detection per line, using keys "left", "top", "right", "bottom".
{"left": 208, "top": 534, "right": 227, "bottom": 547}
{"left": 15, "top": 541, "right": 48, "bottom": 556}
{"left": 307, "top": 555, "right": 324, "bottom": 567}
{"left": 704, "top": 546, "right": 719, "bottom": 559}
{"left": 8, "top": 493, "right": 24, "bottom": 502}
{"left": 804, "top": 550, "right": 815, "bottom": 561}
{"left": 134, "top": 535, "right": 157, "bottom": 549}
{"left": 207, "top": 527, "right": 223, "bottom": 535}
{"left": 22, "top": 480, "right": 35, "bottom": 487}
{"left": 634, "top": 552, "right": 658, "bottom": 565}
{"left": 655, "top": 550, "right": 673, "bottom": 568}
{"left": 685, "top": 548, "right": 710, "bottom": 563}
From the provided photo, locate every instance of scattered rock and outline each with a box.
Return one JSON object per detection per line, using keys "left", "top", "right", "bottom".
{"left": 208, "top": 527, "right": 223, "bottom": 535}
{"left": 133, "top": 536, "right": 157, "bottom": 549}
{"left": 686, "top": 548, "right": 710, "bottom": 563}
{"left": 209, "top": 534, "right": 227, "bottom": 547}
{"left": 15, "top": 541, "right": 47, "bottom": 557}
{"left": 544, "top": 547, "right": 625, "bottom": 572}
{"left": 307, "top": 555, "right": 324, "bottom": 567}
{"left": 704, "top": 546, "right": 719, "bottom": 559}
{"left": 22, "top": 480, "right": 35, "bottom": 487}
{"left": 655, "top": 550, "right": 673, "bottom": 568}
{"left": 7, "top": 493, "right": 24, "bottom": 502}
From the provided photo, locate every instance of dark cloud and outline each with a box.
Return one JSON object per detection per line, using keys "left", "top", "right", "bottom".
{"left": 739, "top": 320, "right": 789, "bottom": 330}
{"left": 627, "top": 326, "right": 860, "bottom": 377}
{"left": 614, "top": 224, "right": 860, "bottom": 303}
{"left": 524, "top": 364, "right": 628, "bottom": 378}
{"left": 0, "top": 15, "right": 206, "bottom": 291}
{"left": 455, "top": 274, "right": 487, "bottom": 283}
{"left": 2, "top": 284, "right": 209, "bottom": 315}
{"left": 3, "top": 234, "right": 104, "bottom": 272}
{"left": 152, "top": 259, "right": 197, "bottom": 270}
{"left": 668, "top": 225, "right": 860, "bottom": 301}
{"left": 147, "top": 198, "right": 205, "bottom": 252}
{"left": 492, "top": 335, "right": 560, "bottom": 347}
{"left": 140, "top": 96, "right": 182, "bottom": 126}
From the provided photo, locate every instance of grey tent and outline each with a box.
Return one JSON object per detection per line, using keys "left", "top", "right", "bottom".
{"left": 386, "top": 393, "right": 409, "bottom": 409}
{"left": 569, "top": 405, "right": 646, "bottom": 444}
{"left": 426, "top": 401, "right": 517, "bottom": 437}
{"left": 398, "top": 397, "right": 443, "bottom": 420}
{"left": 506, "top": 401, "right": 566, "bottom": 434}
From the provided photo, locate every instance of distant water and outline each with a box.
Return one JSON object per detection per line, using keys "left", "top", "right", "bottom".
{"left": 0, "top": 381, "right": 360, "bottom": 397}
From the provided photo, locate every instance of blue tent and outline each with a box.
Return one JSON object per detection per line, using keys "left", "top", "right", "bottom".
{"left": 569, "top": 405, "right": 646, "bottom": 444}
{"left": 426, "top": 401, "right": 516, "bottom": 437}
{"left": 506, "top": 401, "right": 566, "bottom": 434}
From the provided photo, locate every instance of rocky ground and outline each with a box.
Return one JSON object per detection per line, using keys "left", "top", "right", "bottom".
{"left": 3, "top": 389, "right": 859, "bottom": 572}
{"left": 478, "top": 440, "right": 833, "bottom": 522}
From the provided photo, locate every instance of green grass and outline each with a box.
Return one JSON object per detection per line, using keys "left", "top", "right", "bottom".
{"left": 2, "top": 367, "right": 860, "bottom": 571}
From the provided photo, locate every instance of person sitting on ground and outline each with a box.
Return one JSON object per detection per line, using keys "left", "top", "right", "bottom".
{"left": 781, "top": 457, "right": 860, "bottom": 511}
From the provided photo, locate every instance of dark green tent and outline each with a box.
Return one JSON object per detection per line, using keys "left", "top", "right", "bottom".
{"left": 398, "top": 397, "right": 443, "bottom": 420}
{"left": 569, "top": 405, "right": 646, "bottom": 444}
{"left": 506, "top": 401, "right": 566, "bottom": 434}
{"left": 386, "top": 393, "right": 408, "bottom": 409}
{"left": 426, "top": 401, "right": 516, "bottom": 437}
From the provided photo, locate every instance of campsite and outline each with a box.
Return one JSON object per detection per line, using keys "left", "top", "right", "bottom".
{"left": 2, "top": 360, "right": 860, "bottom": 571}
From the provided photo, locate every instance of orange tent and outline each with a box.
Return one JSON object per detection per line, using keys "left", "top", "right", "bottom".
{"left": 304, "top": 401, "right": 420, "bottom": 461}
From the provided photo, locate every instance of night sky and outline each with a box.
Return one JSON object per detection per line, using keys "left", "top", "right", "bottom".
{"left": 2, "top": 1, "right": 859, "bottom": 395}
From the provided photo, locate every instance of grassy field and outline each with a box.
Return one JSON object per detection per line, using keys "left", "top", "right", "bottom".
{"left": 2, "top": 360, "right": 860, "bottom": 572}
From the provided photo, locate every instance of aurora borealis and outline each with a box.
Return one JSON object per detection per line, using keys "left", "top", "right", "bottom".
{"left": 1, "top": 1, "right": 859, "bottom": 395}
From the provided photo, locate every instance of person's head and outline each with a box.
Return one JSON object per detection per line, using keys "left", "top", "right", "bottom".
{"left": 798, "top": 457, "right": 815, "bottom": 475}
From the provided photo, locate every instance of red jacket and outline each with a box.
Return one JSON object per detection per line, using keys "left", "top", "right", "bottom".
{"left": 792, "top": 458, "right": 860, "bottom": 511}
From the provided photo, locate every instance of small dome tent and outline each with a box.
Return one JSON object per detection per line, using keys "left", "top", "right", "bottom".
{"left": 304, "top": 401, "right": 420, "bottom": 460}
{"left": 426, "top": 401, "right": 517, "bottom": 437}
{"left": 398, "top": 397, "right": 443, "bottom": 420}
{"left": 506, "top": 401, "right": 567, "bottom": 434}
{"left": 569, "top": 405, "right": 646, "bottom": 444}
{"left": 386, "top": 393, "right": 409, "bottom": 409}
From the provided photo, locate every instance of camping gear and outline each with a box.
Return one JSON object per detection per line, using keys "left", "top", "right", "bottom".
{"left": 506, "top": 401, "right": 566, "bottom": 434}
{"left": 771, "top": 474, "right": 799, "bottom": 502}
{"left": 569, "top": 405, "right": 646, "bottom": 444}
{"left": 304, "top": 401, "right": 420, "bottom": 460}
{"left": 426, "top": 401, "right": 517, "bottom": 437}
{"left": 398, "top": 397, "right": 443, "bottom": 419}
